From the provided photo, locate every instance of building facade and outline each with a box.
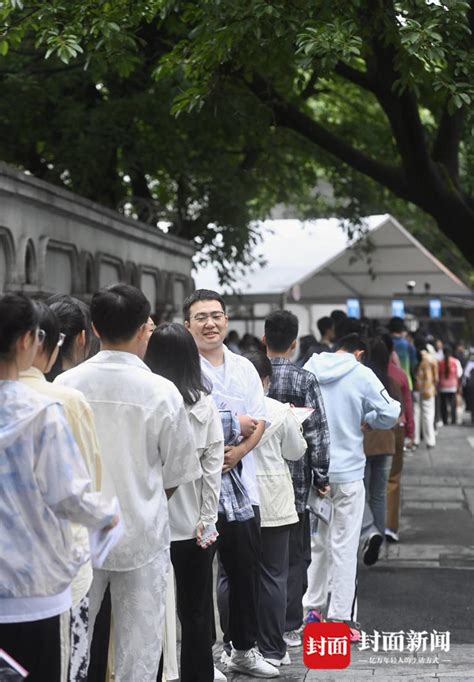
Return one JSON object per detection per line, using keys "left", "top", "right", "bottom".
{"left": 0, "top": 163, "right": 195, "bottom": 319}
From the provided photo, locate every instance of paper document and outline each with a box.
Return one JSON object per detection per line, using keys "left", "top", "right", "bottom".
{"left": 89, "top": 498, "right": 124, "bottom": 569}
{"left": 291, "top": 407, "right": 315, "bottom": 425}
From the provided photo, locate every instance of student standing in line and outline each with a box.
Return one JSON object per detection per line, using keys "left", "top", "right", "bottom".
{"left": 359, "top": 338, "right": 402, "bottom": 566}
{"left": 382, "top": 334, "right": 415, "bottom": 544}
{"left": 0, "top": 292, "right": 117, "bottom": 682}
{"left": 263, "top": 310, "right": 330, "bottom": 648}
{"left": 46, "top": 295, "right": 93, "bottom": 380}
{"left": 413, "top": 339, "right": 438, "bottom": 450}
{"left": 438, "top": 345, "right": 463, "bottom": 425}
{"left": 303, "top": 334, "right": 400, "bottom": 638}
{"left": 56, "top": 284, "right": 201, "bottom": 682}
{"left": 184, "top": 289, "right": 278, "bottom": 679}
{"left": 19, "top": 301, "right": 103, "bottom": 680}
{"left": 245, "top": 352, "right": 307, "bottom": 668}
{"left": 145, "top": 323, "right": 225, "bottom": 682}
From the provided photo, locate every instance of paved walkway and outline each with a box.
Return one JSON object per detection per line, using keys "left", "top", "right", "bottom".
{"left": 214, "top": 421, "right": 474, "bottom": 681}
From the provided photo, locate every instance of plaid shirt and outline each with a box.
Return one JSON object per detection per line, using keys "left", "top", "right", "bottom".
{"left": 268, "top": 357, "right": 330, "bottom": 512}
{"left": 218, "top": 410, "right": 254, "bottom": 521}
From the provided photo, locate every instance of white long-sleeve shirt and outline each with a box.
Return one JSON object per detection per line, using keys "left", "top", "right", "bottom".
{"left": 169, "top": 393, "right": 224, "bottom": 541}
{"left": 56, "top": 351, "right": 201, "bottom": 570}
{"left": 200, "top": 346, "right": 269, "bottom": 506}
{"left": 0, "top": 381, "right": 115, "bottom": 621}
{"left": 254, "top": 397, "right": 307, "bottom": 528}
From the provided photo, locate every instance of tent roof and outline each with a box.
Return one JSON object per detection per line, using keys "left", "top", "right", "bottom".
{"left": 194, "top": 214, "right": 470, "bottom": 302}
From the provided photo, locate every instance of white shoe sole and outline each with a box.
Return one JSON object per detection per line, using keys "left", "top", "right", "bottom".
{"left": 226, "top": 662, "right": 279, "bottom": 678}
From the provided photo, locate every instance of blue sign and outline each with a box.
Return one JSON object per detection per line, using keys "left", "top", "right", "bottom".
{"left": 346, "top": 298, "right": 361, "bottom": 319}
{"left": 429, "top": 299, "right": 442, "bottom": 319}
{"left": 391, "top": 299, "right": 405, "bottom": 318}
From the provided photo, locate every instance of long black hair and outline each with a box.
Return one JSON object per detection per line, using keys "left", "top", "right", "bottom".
{"left": 367, "top": 336, "right": 397, "bottom": 398}
{"left": 443, "top": 345, "right": 453, "bottom": 378}
{"left": 33, "top": 301, "right": 60, "bottom": 363}
{"left": 0, "top": 292, "right": 38, "bottom": 360}
{"left": 46, "top": 295, "right": 91, "bottom": 379}
{"left": 145, "top": 323, "right": 211, "bottom": 405}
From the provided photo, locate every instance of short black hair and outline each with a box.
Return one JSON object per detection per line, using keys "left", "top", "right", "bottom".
{"left": 317, "top": 316, "right": 334, "bottom": 337}
{"left": 91, "top": 284, "right": 151, "bottom": 343}
{"left": 34, "top": 300, "right": 60, "bottom": 360}
{"left": 0, "top": 292, "right": 38, "bottom": 359}
{"left": 264, "top": 310, "right": 299, "bottom": 352}
{"left": 245, "top": 351, "right": 273, "bottom": 380}
{"left": 145, "top": 323, "right": 210, "bottom": 404}
{"left": 330, "top": 309, "right": 347, "bottom": 323}
{"left": 388, "top": 316, "right": 405, "bottom": 333}
{"left": 183, "top": 289, "right": 226, "bottom": 321}
{"left": 334, "top": 333, "right": 367, "bottom": 354}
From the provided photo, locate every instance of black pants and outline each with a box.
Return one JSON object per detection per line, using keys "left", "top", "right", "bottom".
{"left": 216, "top": 507, "right": 261, "bottom": 651}
{"left": 440, "top": 392, "right": 457, "bottom": 425}
{"left": 87, "top": 585, "right": 111, "bottom": 682}
{"left": 286, "top": 511, "right": 310, "bottom": 631}
{"left": 0, "top": 615, "right": 61, "bottom": 682}
{"left": 171, "top": 538, "right": 215, "bottom": 682}
{"left": 257, "top": 525, "right": 292, "bottom": 659}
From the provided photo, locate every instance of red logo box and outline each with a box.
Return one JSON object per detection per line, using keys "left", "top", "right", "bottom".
{"left": 303, "top": 622, "right": 351, "bottom": 669}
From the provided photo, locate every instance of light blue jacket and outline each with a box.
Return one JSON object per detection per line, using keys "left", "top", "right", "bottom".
{"left": 304, "top": 352, "right": 400, "bottom": 483}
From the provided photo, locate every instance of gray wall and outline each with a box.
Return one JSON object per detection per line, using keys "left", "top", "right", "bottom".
{"left": 0, "top": 163, "right": 195, "bottom": 319}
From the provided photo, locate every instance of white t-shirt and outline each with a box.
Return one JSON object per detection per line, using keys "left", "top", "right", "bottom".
{"left": 56, "top": 351, "right": 201, "bottom": 571}
{"left": 200, "top": 346, "right": 269, "bottom": 506}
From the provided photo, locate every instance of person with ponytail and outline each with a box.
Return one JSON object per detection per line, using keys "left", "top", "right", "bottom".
{"left": 0, "top": 293, "right": 117, "bottom": 681}
{"left": 438, "top": 345, "right": 463, "bottom": 425}
{"left": 19, "top": 301, "right": 104, "bottom": 680}
{"left": 46, "top": 295, "right": 93, "bottom": 380}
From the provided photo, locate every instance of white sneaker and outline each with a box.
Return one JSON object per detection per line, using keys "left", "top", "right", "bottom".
{"left": 264, "top": 652, "right": 291, "bottom": 666}
{"left": 227, "top": 647, "right": 280, "bottom": 677}
{"left": 214, "top": 666, "right": 227, "bottom": 681}
{"left": 283, "top": 629, "right": 302, "bottom": 647}
{"left": 385, "top": 528, "right": 399, "bottom": 543}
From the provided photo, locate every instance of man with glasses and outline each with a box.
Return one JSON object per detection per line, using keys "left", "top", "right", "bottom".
{"left": 184, "top": 289, "right": 278, "bottom": 678}
{"left": 56, "top": 284, "right": 200, "bottom": 682}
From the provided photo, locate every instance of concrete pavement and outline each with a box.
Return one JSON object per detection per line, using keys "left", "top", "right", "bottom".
{"left": 214, "top": 421, "right": 474, "bottom": 680}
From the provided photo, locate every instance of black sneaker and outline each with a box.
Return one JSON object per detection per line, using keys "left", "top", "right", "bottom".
{"left": 363, "top": 533, "right": 383, "bottom": 566}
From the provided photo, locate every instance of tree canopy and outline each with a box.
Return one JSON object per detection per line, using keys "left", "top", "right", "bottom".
{"left": 1, "top": 0, "right": 473, "bottom": 281}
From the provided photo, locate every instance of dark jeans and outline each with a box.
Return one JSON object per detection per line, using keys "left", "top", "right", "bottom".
{"left": 440, "top": 392, "right": 457, "bottom": 425}
{"left": 171, "top": 538, "right": 215, "bottom": 682}
{"left": 286, "top": 511, "right": 310, "bottom": 632}
{"left": 0, "top": 615, "right": 61, "bottom": 682}
{"left": 216, "top": 506, "right": 261, "bottom": 651}
{"left": 257, "top": 524, "right": 292, "bottom": 659}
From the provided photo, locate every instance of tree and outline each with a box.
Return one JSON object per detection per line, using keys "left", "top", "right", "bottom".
{"left": 1, "top": 0, "right": 473, "bottom": 280}
{"left": 156, "top": 0, "right": 474, "bottom": 268}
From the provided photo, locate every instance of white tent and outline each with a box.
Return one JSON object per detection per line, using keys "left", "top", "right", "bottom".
{"left": 194, "top": 214, "right": 470, "bottom": 303}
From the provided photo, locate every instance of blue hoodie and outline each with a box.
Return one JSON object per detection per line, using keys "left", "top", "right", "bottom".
{"left": 303, "top": 352, "right": 400, "bottom": 483}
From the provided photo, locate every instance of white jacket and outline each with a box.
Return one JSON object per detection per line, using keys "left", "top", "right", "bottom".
{"left": 254, "top": 397, "right": 306, "bottom": 527}
{"left": 0, "top": 382, "right": 115, "bottom": 607}
{"left": 169, "top": 393, "right": 224, "bottom": 541}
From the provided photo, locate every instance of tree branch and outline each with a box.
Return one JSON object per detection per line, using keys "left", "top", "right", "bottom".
{"left": 334, "top": 62, "right": 374, "bottom": 91}
{"left": 432, "top": 103, "right": 464, "bottom": 181}
{"left": 246, "top": 73, "right": 411, "bottom": 201}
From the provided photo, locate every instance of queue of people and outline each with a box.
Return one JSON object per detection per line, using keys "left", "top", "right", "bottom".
{"left": 0, "top": 285, "right": 471, "bottom": 681}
